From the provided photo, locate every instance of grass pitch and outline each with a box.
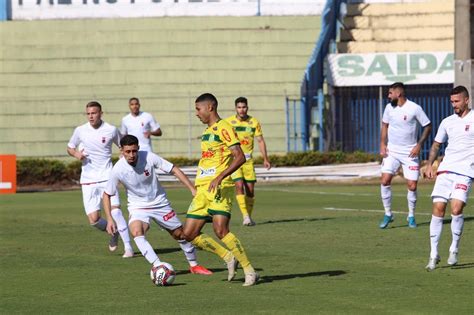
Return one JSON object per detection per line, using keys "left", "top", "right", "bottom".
{"left": 1, "top": 183, "right": 473, "bottom": 314}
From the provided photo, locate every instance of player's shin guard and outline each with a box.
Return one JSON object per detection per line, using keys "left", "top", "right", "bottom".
{"left": 236, "top": 194, "right": 249, "bottom": 217}
{"left": 407, "top": 190, "right": 417, "bottom": 217}
{"left": 191, "top": 234, "right": 230, "bottom": 260}
{"left": 245, "top": 196, "right": 255, "bottom": 216}
{"left": 381, "top": 185, "right": 392, "bottom": 216}
{"left": 178, "top": 240, "right": 198, "bottom": 267}
{"left": 429, "top": 215, "right": 444, "bottom": 258}
{"left": 449, "top": 214, "right": 464, "bottom": 254}
{"left": 221, "top": 232, "right": 254, "bottom": 274}
{"left": 111, "top": 208, "right": 133, "bottom": 251}
{"left": 91, "top": 218, "right": 107, "bottom": 231}
{"left": 134, "top": 235, "right": 159, "bottom": 264}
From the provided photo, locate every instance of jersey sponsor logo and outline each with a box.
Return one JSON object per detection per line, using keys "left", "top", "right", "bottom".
{"left": 221, "top": 129, "right": 231, "bottom": 142}
{"left": 144, "top": 169, "right": 150, "bottom": 176}
{"left": 466, "top": 125, "right": 470, "bottom": 132}
{"left": 201, "top": 150, "right": 215, "bottom": 159}
{"left": 102, "top": 137, "right": 106, "bottom": 143}
{"left": 455, "top": 183, "right": 468, "bottom": 191}
{"left": 163, "top": 210, "right": 176, "bottom": 221}
{"left": 408, "top": 166, "right": 419, "bottom": 171}
{"left": 198, "top": 167, "right": 216, "bottom": 178}
{"left": 240, "top": 138, "right": 250, "bottom": 146}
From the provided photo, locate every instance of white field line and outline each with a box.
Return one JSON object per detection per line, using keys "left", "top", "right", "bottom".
{"left": 323, "top": 207, "right": 432, "bottom": 216}
{"left": 258, "top": 188, "right": 474, "bottom": 200}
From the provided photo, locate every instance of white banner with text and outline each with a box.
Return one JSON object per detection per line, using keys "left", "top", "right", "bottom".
{"left": 11, "top": 0, "right": 326, "bottom": 20}
{"left": 327, "top": 52, "right": 454, "bottom": 87}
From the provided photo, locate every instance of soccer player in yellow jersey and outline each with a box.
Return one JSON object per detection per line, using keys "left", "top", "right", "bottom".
{"left": 225, "top": 97, "right": 271, "bottom": 226}
{"left": 182, "top": 93, "right": 259, "bottom": 286}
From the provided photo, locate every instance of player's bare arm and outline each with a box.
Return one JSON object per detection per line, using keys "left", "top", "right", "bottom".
{"left": 256, "top": 135, "right": 271, "bottom": 170}
{"left": 208, "top": 144, "right": 245, "bottom": 193}
{"left": 144, "top": 128, "right": 162, "bottom": 138}
{"left": 66, "top": 147, "right": 86, "bottom": 160}
{"left": 380, "top": 122, "right": 389, "bottom": 157}
{"left": 171, "top": 166, "right": 197, "bottom": 196}
{"left": 409, "top": 123, "right": 432, "bottom": 157}
{"left": 424, "top": 141, "right": 441, "bottom": 179}
{"left": 102, "top": 192, "right": 117, "bottom": 235}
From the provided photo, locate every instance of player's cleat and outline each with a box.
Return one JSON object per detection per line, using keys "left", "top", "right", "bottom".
{"left": 109, "top": 231, "right": 119, "bottom": 252}
{"left": 243, "top": 215, "right": 256, "bottom": 226}
{"left": 425, "top": 255, "right": 440, "bottom": 271}
{"left": 407, "top": 216, "right": 417, "bottom": 228}
{"left": 122, "top": 249, "right": 134, "bottom": 258}
{"left": 242, "top": 272, "right": 259, "bottom": 286}
{"left": 447, "top": 252, "right": 458, "bottom": 266}
{"left": 190, "top": 265, "right": 213, "bottom": 275}
{"left": 227, "top": 255, "right": 239, "bottom": 281}
{"left": 379, "top": 215, "right": 394, "bottom": 229}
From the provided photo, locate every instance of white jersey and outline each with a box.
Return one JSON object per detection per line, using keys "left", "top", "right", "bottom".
{"left": 435, "top": 110, "right": 474, "bottom": 178}
{"left": 121, "top": 112, "right": 160, "bottom": 152}
{"left": 105, "top": 151, "right": 174, "bottom": 210}
{"left": 68, "top": 121, "right": 120, "bottom": 184}
{"left": 382, "top": 100, "right": 431, "bottom": 155}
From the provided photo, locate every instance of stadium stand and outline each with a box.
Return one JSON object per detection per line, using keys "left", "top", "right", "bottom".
{"left": 0, "top": 16, "right": 321, "bottom": 158}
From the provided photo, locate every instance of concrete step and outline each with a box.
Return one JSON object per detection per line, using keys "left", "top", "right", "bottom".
{"left": 343, "top": 13, "right": 453, "bottom": 29}
{"left": 340, "top": 26, "right": 454, "bottom": 42}
{"left": 346, "top": 1, "right": 453, "bottom": 17}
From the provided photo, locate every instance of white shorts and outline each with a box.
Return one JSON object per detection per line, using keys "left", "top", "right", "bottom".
{"left": 128, "top": 205, "right": 182, "bottom": 231}
{"left": 381, "top": 152, "right": 420, "bottom": 181}
{"left": 431, "top": 172, "right": 472, "bottom": 204}
{"left": 81, "top": 181, "right": 120, "bottom": 215}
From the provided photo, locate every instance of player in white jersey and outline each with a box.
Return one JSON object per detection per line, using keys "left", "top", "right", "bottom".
{"left": 121, "top": 97, "right": 162, "bottom": 152}
{"left": 379, "top": 82, "right": 432, "bottom": 229}
{"left": 424, "top": 86, "right": 473, "bottom": 271}
{"left": 102, "top": 135, "right": 212, "bottom": 275}
{"left": 67, "top": 101, "right": 133, "bottom": 257}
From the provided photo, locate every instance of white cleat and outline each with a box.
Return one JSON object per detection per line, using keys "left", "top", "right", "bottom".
{"left": 227, "top": 255, "right": 239, "bottom": 281}
{"left": 425, "top": 255, "right": 440, "bottom": 271}
{"left": 243, "top": 215, "right": 256, "bottom": 226}
{"left": 447, "top": 252, "right": 458, "bottom": 266}
{"left": 122, "top": 249, "right": 135, "bottom": 258}
{"left": 243, "top": 272, "right": 259, "bottom": 286}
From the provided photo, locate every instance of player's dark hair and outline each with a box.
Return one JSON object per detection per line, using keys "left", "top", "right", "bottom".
{"left": 235, "top": 96, "right": 248, "bottom": 106}
{"left": 389, "top": 82, "right": 406, "bottom": 96}
{"left": 86, "top": 101, "right": 102, "bottom": 111}
{"left": 120, "top": 135, "right": 139, "bottom": 147}
{"left": 450, "top": 85, "right": 469, "bottom": 98}
{"left": 129, "top": 97, "right": 140, "bottom": 104}
{"left": 195, "top": 93, "right": 218, "bottom": 108}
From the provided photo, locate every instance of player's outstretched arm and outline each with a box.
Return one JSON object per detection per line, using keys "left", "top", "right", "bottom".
{"left": 256, "top": 135, "right": 271, "bottom": 170}
{"left": 102, "top": 192, "right": 117, "bottom": 235}
{"left": 170, "top": 166, "right": 196, "bottom": 196}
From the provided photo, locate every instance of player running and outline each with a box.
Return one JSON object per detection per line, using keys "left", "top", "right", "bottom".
{"left": 225, "top": 96, "right": 271, "bottom": 226}
{"left": 103, "top": 135, "right": 212, "bottom": 275}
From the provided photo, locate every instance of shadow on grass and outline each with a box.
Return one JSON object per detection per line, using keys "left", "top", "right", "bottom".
{"left": 226, "top": 270, "right": 347, "bottom": 284}
{"left": 258, "top": 217, "right": 333, "bottom": 225}
{"left": 385, "top": 216, "right": 474, "bottom": 229}
{"left": 440, "top": 262, "right": 474, "bottom": 270}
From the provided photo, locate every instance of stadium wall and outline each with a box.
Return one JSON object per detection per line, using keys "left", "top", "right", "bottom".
{"left": 0, "top": 15, "right": 321, "bottom": 158}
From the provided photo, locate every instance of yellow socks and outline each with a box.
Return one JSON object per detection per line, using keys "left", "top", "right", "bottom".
{"left": 236, "top": 194, "right": 249, "bottom": 217}
{"left": 191, "top": 234, "right": 230, "bottom": 260}
{"left": 222, "top": 232, "right": 254, "bottom": 274}
{"left": 245, "top": 196, "right": 255, "bottom": 216}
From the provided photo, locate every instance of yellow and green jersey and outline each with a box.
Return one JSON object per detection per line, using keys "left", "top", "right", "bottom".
{"left": 224, "top": 115, "right": 262, "bottom": 159}
{"left": 195, "top": 119, "right": 240, "bottom": 187}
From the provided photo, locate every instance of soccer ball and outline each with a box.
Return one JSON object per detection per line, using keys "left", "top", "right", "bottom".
{"left": 150, "top": 262, "right": 176, "bottom": 286}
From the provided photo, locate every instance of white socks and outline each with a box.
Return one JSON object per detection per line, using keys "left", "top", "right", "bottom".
{"left": 134, "top": 235, "right": 159, "bottom": 265}
{"left": 381, "top": 185, "right": 392, "bottom": 216}
{"left": 111, "top": 208, "right": 133, "bottom": 251}
{"left": 407, "top": 190, "right": 417, "bottom": 217}
{"left": 178, "top": 240, "right": 198, "bottom": 267}
{"left": 91, "top": 218, "right": 107, "bottom": 231}
{"left": 449, "top": 214, "right": 464, "bottom": 254}
{"left": 429, "top": 215, "right": 443, "bottom": 258}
